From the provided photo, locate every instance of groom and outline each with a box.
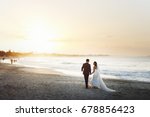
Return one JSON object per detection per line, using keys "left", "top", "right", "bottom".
{"left": 81, "top": 59, "right": 91, "bottom": 89}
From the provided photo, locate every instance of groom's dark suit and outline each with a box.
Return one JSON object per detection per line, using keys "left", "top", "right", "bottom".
{"left": 81, "top": 62, "right": 91, "bottom": 88}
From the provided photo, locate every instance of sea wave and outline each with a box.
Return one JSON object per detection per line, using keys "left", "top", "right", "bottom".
{"left": 13, "top": 56, "right": 150, "bottom": 82}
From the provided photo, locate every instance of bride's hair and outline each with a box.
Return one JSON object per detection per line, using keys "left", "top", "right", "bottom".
{"left": 93, "top": 61, "right": 97, "bottom": 69}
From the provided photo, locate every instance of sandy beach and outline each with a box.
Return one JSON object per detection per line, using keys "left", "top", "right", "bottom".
{"left": 0, "top": 63, "right": 150, "bottom": 100}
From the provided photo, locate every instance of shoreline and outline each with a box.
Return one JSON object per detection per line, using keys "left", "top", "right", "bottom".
{"left": 7, "top": 61, "right": 150, "bottom": 83}
{"left": 1, "top": 56, "right": 149, "bottom": 83}
{"left": 0, "top": 63, "right": 150, "bottom": 100}
{"left": 4, "top": 62, "right": 150, "bottom": 84}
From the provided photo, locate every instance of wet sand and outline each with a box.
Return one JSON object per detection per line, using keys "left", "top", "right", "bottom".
{"left": 0, "top": 63, "right": 150, "bottom": 100}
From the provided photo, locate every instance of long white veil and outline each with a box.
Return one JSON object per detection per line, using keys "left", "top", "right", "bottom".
{"left": 96, "top": 65, "right": 116, "bottom": 92}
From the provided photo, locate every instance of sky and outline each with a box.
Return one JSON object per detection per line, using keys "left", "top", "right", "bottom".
{"left": 0, "top": 0, "right": 150, "bottom": 56}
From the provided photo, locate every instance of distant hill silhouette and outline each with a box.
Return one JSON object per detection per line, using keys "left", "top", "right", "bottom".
{"left": 0, "top": 50, "right": 32, "bottom": 58}
{"left": 0, "top": 50, "right": 109, "bottom": 58}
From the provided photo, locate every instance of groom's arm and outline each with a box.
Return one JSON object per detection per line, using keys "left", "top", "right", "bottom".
{"left": 89, "top": 64, "right": 91, "bottom": 74}
{"left": 81, "top": 64, "right": 84, "bottom": 71}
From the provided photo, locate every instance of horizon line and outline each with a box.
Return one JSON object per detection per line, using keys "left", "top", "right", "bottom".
{"left": 0, "top": 50, "right": 149, "bottom": 57}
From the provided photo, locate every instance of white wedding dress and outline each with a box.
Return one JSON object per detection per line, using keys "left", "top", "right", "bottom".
{"left": 91, "top": 67, "right": 115, "bottom": 92}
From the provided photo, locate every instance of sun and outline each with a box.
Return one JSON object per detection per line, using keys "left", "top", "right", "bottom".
{"left": 23, "top": 38, "right": 56, "bottom": 53}
{"left": 21, "top": 21, "right": 59, "bottom": 53}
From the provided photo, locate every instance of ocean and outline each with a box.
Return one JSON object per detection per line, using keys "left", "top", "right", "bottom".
{"left": 3, "top": 56, "right": 150, "bottom": 82}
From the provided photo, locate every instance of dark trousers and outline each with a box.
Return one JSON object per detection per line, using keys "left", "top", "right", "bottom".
{"left": 84, "top": 74, "right": 89, "bottom": 88}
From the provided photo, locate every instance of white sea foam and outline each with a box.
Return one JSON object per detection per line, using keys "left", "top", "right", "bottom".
{"left": 14, "top": 56, "right": 150, "bottom": 82}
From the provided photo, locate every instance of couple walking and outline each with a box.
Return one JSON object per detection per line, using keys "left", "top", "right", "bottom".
{"left": 81, "top": 59, "right": 115, "bottom": 92}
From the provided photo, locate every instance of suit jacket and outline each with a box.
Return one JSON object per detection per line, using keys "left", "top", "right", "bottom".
{"left": 81, "top": 63, "right": 91, "bottom": 75}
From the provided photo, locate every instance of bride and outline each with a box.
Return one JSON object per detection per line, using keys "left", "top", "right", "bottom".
{"left": 90, "top": 61, "right": 116, "bottom": 92}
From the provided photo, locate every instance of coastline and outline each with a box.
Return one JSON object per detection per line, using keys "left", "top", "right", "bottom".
{"left": 0, "top": 63, "right": 150, "bottom": 100}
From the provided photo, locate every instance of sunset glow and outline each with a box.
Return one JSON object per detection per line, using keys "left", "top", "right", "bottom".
{"left": 0, "top": 0, "right": 150, "bottom": 56}
{"left": 21, "top": 20, "right": 60, "bottom": 53}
